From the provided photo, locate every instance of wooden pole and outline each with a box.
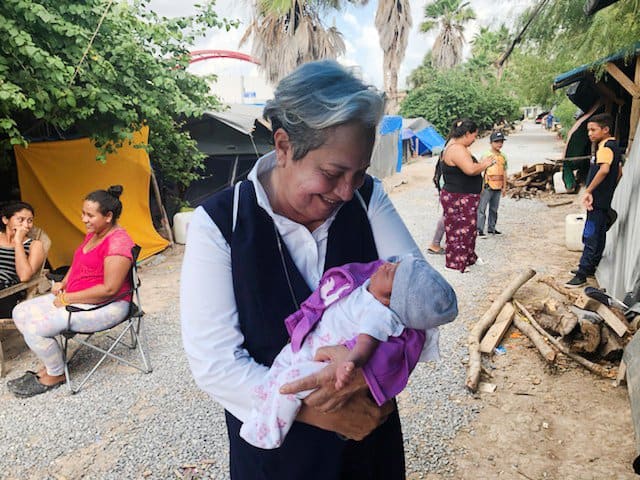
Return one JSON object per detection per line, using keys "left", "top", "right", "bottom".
{"left": 537, "top": 276, "right": 579, "bottom": 302}
{"left": 514, "top": 300, "right": 615, "bottom": 379}
{"left": 466, "top": 268, "right": 537, "bottom": 392}
{"left": 513, "top": 314, "right": 556, "bottom": 363}
{"left": 150, "top": 168, "right": 175, "bottom": 245}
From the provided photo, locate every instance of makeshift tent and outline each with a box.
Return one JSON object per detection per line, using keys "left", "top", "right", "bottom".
{"left": 369, "top": 115, "right": 402, "bottom": 179}
{"left": 184, "top": 104, "right": 272, "bottom": 206}
{"left": 14, "top": 127, "right": 169, "bottom": 268}
{"left": 597, "top": 121, "right": 640, "bottom": 305}
{"left": 402, "top": 118, "right": 446, "bottom": 159}
{"left": 554, "top": 42, "right": 640, "bottom": 190}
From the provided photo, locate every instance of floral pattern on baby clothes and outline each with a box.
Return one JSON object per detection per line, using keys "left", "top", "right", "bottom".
{"left": 440, "top": 190, "right": 481, "bottom": 272}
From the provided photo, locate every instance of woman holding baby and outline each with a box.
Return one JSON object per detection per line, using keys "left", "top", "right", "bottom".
{"left": 180, "top": 60, "right": 457, "bottom": 479}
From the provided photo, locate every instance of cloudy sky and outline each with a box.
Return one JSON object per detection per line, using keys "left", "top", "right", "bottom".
{"left": 148, "top": 0, "right": 536, "bottom": 89}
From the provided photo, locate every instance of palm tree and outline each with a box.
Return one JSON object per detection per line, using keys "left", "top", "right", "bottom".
{"left": 420, "top": 0, "right": 475, "bottom": 70}
{"left": 241, "top": 1, "right": 360, "bottom": 85}
{"left": 375, "top": 0, "right": 412, "bottom": 114}
{"left": 243, "top": 0, "right": 411, "bottom": 113}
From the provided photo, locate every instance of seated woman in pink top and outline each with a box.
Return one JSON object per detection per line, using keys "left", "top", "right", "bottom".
{"left": 7, "top": 185, "right": 134, "bottom": 398}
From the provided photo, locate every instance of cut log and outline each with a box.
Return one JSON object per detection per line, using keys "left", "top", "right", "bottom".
{"left": 514, "top": 300, "right": 615, "bottom": 379}
{"left": 599, "top": 326, "right": 624, "bottom": 361}
{"left": 513, "top": 314, "right": 556, "bottom": 363}
{"left": 571, "top": 319, "right": 601, "bottom": 354}
{"left": 466, "top": 269, "right": 537, "bottom": 392}
{"left": 543, "top": 298, "right": 559, "bottom": 315}
{"left": 480, "top": 303, "right": 516, "bottom": 353}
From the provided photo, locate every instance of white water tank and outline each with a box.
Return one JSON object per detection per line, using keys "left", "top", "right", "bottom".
{"left": 173, "top": 211, "right": 194, "bottom": 244}
{"left": 565, "top": 213, "right": 585, "bottom": 251}
{"left": 553, "top": 171, "right": 568, "bottom": 194}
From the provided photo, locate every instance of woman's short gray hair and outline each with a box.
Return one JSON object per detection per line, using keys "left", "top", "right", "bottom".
{"left": 264, "top": 60, "right": 385, "bottom": 160}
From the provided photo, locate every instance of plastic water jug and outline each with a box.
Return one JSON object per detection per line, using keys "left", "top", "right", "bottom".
{"left": 553, "top": 171, "right": 567, "bottom": 194}
{"left": 565, "top": 213, "right": 585, "bottom": 251}
{"left": 173, "top": 211, "right": 195, "bottom": 245}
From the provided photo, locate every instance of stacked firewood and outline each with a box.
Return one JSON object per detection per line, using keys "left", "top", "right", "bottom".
{"left": 506, "top": 163, "right": 559, "bottom": 199}
{"left": 466, "top": 271, "right": 636, "bottom": 393}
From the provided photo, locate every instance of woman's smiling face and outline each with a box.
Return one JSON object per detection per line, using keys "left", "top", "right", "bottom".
{"left": 81, "top": 200, "right": 112, "bottom": 234}
{"left": 274, "top": 122, "right": 374, "bottom": 230}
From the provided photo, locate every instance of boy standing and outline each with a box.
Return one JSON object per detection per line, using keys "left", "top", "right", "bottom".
{"left": 477, "top": 131, "right": 507, "bottom": 236}
{"left": 565, "top": 113, "right": 622, "bottom": 288}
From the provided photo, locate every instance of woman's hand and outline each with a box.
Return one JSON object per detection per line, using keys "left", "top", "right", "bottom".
{"left": 280, "top": 345, "right": 367, "bottom": 413}
{"left": 481, "top": 157, "right": 495, "bottom": 169}
{"left": 51, "top": 282, "right": 65, "bottom": 295}
{"left": 13, "top": 225, "right": 29, "bottom": 244}
{"left": 297, "top": 393, "right": 395, "bottom": 441}
{"left": 52, "top": 294, "right": 64, "bottom": 308}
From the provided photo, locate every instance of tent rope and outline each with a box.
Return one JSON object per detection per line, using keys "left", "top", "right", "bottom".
{"left": 68, "top": 0, "right": 115, "bottom": 86}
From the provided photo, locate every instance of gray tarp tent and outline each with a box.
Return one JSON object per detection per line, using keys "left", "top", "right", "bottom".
{"left": 184, "top": 105, "right": 272, "bottom": 206}
{"left": 597, "top": 121, "right": 640, "bottom": 305}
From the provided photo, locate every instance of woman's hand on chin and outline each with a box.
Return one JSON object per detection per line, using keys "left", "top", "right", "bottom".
{"left": 280, "top": 345, "right": 366, "bottom": 413}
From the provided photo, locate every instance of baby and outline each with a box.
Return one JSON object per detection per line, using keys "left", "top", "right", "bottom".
{"left": 239, "top": 256, "right": 458, "bottom": 449}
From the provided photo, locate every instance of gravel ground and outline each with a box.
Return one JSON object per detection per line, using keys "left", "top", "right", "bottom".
{"left": 0, "top": 193, "right": 548, "bottom": 480}
{"left": 0, "top": 123, "right": 564, "bottom": 479}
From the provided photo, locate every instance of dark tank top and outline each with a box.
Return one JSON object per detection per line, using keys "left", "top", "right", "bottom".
{"left": 441, "top": 147, "right": 483, "bottom": 194}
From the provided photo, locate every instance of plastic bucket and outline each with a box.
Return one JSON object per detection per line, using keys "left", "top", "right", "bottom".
{"left": 173, "top": 211, "right": 195, "bottom": 244}
{"left": 553, "top": 171, "right": 567, "bottom": 194}
{"left": 565, "top": 213, "right": 585, "bottom": 251}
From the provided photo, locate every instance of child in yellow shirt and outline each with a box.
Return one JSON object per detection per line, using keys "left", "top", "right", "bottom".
{"left": 477, "top": 131, "right": 507, "bottom": 236}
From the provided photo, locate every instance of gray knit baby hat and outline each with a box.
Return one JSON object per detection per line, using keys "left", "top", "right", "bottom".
{"left": 389, "top": 256, "right": 458, "bottom": 330}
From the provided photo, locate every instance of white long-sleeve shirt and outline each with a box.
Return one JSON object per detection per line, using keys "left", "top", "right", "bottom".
{"left": 180, "top": 151, "right": 425, "bottom": 423}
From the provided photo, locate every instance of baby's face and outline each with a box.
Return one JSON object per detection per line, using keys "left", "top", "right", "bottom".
{"left": 368, "top": 262, "right": 399, "bottom": 306}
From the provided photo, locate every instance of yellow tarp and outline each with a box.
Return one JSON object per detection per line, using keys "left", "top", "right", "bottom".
{"left": 14, "top": 128, "right": 169, "bottom": 268}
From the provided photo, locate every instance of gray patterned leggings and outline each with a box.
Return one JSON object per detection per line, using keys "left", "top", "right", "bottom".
{"left": 13, "top": 294, "right": 129, "bottom": 376}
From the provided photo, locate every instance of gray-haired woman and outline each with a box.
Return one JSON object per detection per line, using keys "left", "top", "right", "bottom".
{"left": 181, "top": 60, "right": 453, "bottom": 479}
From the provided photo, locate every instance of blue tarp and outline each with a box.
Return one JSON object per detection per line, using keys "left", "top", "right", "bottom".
{"left": 402, "top": 118, "right": 446, "bottom": 155}
{"left": 413, "top": 126, "right": 446, "bottom": 155}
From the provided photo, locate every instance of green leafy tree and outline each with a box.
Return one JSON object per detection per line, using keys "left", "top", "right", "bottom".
{"left": 400, "top": 67, "right": 519, "bottom": 134}
{"left": 0, "top": 0, "right": 237, "bottom": 187}
{"left": 419, "top": 0, "right": 475, "bottom": 70}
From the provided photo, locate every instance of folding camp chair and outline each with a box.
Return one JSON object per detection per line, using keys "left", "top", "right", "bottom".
{"left": 59, "top": 245, "right": 152, "bottom": 393}
{"left": 0, "top": 226, "right": 51, "bottom": 376}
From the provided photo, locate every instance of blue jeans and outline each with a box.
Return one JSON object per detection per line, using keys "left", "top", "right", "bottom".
{"left": 477, "top": 188, "right": 501, "bottom": 233}
{"left": 577, "top": 208, "right": 607, "bottom": 277}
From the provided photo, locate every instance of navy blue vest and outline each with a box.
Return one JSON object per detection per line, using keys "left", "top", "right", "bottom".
{"left": 586, "top": 139, "right": 621, "bottom": 210}
{"left": 202, "top": 175, "right": 405, "bottom": 480}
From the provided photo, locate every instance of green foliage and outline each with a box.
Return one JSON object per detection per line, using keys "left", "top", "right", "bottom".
{"left": 0, "top": 0, "right": 238, "bottom": 187}
{"left": 400, "top": 68, "right": 519, "bottom": 134}
{"left": 468, "top": 25, "right": 510, "bottom": 72}
{"left": 554, "top": 96, "right": 580, "bottom": 140}
{"left": 507, "top": 0, "right": 640, "bottom": 106}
